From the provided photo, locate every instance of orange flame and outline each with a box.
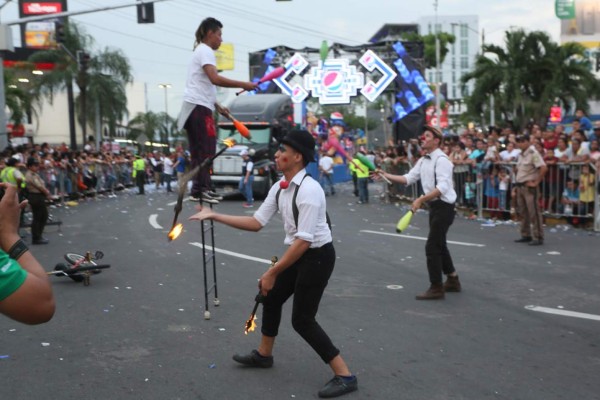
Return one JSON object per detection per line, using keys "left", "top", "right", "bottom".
{"left": 222, "top": 138, "right": 236, "bottom": 148}
{"left": 244, "top": 315, "right": 257, "bottom": 335}
{"left": 168, "top": 223, "right": 183, "bottom": 241}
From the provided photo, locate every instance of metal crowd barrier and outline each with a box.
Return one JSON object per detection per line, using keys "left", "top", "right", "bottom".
{"left": 380, "top": 159, "right": 599, "bottom": 232}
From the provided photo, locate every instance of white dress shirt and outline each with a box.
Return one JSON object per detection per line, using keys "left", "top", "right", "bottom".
{"left": 403, "top": 148, "right": 457, "bottom": 204}
{"left": 253, "top": 169, "right": 332, "bottom": 247}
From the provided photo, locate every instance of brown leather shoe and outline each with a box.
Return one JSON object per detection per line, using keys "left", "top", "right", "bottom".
{"left": 415, "top": 283, "right": 445, "bottom": 300}
{"left": 444, "top": 275, "right": 461, "bottom": 292}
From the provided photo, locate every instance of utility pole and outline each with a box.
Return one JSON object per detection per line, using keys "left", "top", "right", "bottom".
{"left": 158, "top": 83, "right": 171, "bottom": 149}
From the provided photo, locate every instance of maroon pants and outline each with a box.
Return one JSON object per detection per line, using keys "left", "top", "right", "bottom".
{"left": 184, "top": 105, "right": 216, "bottom": 196}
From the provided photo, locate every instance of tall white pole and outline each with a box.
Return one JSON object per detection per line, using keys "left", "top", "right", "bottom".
{"left": 434, "top": 0, "right": 441, "bottom": 130}
{"left": 159, "top": 83, "right": 171, "bottom": 148}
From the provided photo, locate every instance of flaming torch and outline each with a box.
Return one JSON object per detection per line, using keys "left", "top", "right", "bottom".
{"left": 244, "top": 256, "right": 278, "bottom": 334}
{"left": 167, "top": 138, "right": 237, "bottom": 241}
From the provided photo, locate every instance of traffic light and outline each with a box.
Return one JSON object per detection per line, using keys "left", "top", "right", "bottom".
{"left": 55, "top": 21, "right": 66, "bottom": 45}
{"left": 77, "top": 51, "right": 91, "bottom": 71}
{"left": 137, "top": 2, "right": 155, "bottom": 24}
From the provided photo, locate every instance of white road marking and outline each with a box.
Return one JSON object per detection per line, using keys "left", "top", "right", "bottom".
{"left": 189, "top": 242, "right": 272, "bottom": 265}
{"left": 525, "top": 305, "right": 600, "bottom": 322}
{"left": 149, "top": 214, "right": 163, "bottom": 230}
{"left": 167, "top": 197, "right": 191, "bottom": 207}
{"left": 360, "top": 230, "right": 486, "bottom": 247}
{"left": 386, "top": 285, "right": 404, "bottom": 290}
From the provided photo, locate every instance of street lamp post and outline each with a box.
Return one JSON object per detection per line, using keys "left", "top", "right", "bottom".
{"left": 158, "top": 83, "right": 171, "bottom": 149}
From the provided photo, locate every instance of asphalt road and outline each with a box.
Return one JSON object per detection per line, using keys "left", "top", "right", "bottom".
{"left": 1, "top": 181, "right": 599, "bottom": 400}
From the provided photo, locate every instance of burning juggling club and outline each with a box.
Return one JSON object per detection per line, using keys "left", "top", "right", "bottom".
{"left": 168, "top": 139, "right": 236, "bottom": 241}
{"left": 244, "top": 256, "right": 278, "bottom": 335}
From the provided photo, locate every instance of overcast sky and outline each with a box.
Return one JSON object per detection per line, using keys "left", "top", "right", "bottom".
{"left": 2, "top": 0, "right": 561, "bottom": 116}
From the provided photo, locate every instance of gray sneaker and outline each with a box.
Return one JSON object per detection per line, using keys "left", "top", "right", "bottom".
{"left": 318, "top": 375, "right": 358, "bottom": 398}
{"left": 232, "top": 349, "right": 273, "bottom": 368}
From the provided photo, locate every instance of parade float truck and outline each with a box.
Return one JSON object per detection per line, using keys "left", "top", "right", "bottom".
{"left": 213, "top": 94, "right": 295, "bottom": 198}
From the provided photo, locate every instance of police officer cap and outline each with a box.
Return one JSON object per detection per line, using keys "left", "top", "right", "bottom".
{"left": 280, "top": 129, "right": 315, "bottom": 165}
{"left": 6, "top": 157, "right": 18, "bottom": 166}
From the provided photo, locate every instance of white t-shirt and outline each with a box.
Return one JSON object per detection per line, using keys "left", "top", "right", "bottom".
{"left": 182, "top": 43, "right": 217, "bottom": 110}
{"left": 319, "top": 156, "right": 334, "bottom": 174}
{"left": 163, "top": 157, "right": 174, "bottom": 175}
{"left": 499, "top": 148, "right": 521, "bottom": 161}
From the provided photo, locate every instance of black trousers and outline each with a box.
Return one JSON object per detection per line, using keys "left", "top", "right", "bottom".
{"left": 425, "top": 200, "right": 456, "bottom": 284}
{"left": 261, "top": 242, "right": 340, "bottom": 364}
{"left": 28, "top": 193, "right": 48, "bottom": 241}
{"left": 136, "top": 171, "right": 145, "bottom": 194}
{"left": 184, "top": 105, "right": 216, "bottom": 196}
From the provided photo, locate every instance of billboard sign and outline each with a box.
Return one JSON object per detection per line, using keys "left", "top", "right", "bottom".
{"left": 18, "top": 0, "right": 67, "bottom": 49}
{"left": 556, "top": 0, "right": 576, "bottom": 19}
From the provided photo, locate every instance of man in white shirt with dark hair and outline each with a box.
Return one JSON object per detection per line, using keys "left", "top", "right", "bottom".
{"left": 190, "top": 130, "right": 357, "bottom": 399}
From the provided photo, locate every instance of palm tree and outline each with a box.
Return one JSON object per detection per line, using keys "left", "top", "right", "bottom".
{"left": 155, "top": 112, "right": 178, "bottom": 149}
{"left": 3, "top": 69, "right": 40, "bottom": 128}
{"left": 462, "top": 29, "right": 600, "bottom": 129}
{"left": 76, "top": 47, "right": 133, "bottom": 141}
{"left": 29, "top": 21, "right": 133, "bottom": 148}
{"left": 127, "top": 111, "right": 162, "bottom": 152}
{"left": 28, "top": 22, "right": 91, "bottom": 148}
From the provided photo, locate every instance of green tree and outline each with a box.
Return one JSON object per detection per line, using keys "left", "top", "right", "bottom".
{"left": 127, "top": 111, "right": 162, "bottom": 151}
{"left": 29, "top": 22, "right": 133, "bottom": 148}
{"left": 3, "top": 69, "right": 39, "bottom": 127}
{"left": 402, "top": 32, "right": 456, "bottom": 68}
{"left": 76, "top": 47, "right": 133, "bottom": 141}
{"left": 462, "top": 29, "right": 600, "bottom": 129}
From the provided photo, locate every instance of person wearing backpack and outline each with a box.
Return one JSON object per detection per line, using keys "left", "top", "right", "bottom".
{"left": 189, "top": 129, "right": 357, "bottom": 398}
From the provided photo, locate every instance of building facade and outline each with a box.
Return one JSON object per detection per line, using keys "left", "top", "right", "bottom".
{"left": 418, "top": 15, "right": 480, "bottom": 125}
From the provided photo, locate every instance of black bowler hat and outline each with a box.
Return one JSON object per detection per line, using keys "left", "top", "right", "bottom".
{"left": 280, "top": 129, "right": 315, "bottom": 165}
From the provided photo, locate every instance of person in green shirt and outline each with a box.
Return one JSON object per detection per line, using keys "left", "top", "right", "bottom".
{"left": 0, "top": 182, "right": 55, "bottom": 324}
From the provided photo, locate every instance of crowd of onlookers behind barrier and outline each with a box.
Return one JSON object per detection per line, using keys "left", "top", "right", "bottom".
{"left": 3, "top": 118, "right": 600, "bottom": 231}
{"left": 0, "top": 141, "right": 189, "bottom": 200}
{"left": 375, "top": 122, "right": 600, "bottom": 228}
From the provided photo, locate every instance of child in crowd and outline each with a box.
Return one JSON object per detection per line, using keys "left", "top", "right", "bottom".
{"left": 484, "top": 167, "right": 500, "bottom": 219}
{"left": 561, "top": 179, "right": 581, "bottom": 225}
{"left": 578, "top": 164, "right": 595, "bottom": 216}
{"left": 498, "top": 167, "right": 510, "bottom": 211}
{"left": 464, "top": 173, "right": 477, "bottom": 209}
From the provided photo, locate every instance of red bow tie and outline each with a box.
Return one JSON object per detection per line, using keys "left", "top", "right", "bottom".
{"left": 279, "top": 180, "right": 289, "bottom": 189}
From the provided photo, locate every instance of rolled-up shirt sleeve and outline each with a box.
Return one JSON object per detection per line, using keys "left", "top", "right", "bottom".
{"left": 294, "top": 198, "right": 320, "bottom": 243}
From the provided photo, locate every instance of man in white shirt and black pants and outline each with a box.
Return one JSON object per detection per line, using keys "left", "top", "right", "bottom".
{"left": 379, "top": 126, "right": 461, "bottom": 300}
{"left": 190, "top": 130, "right": 357, "bottom": 398}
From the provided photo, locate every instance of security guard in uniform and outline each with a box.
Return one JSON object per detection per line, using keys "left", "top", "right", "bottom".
{"left": 1, "top": 158, "right": 26, "bottom": 232}
{"left": 25, "top": 157, "right": 52, "bottom": 245}
{"left": 513, "top": 134, "right": 547, "bottom": 246}
{"left": 0, "top": 158, "right": 25, "bottom": 188}
{"left": 132, "top": 155, "right": 146, "bottom": 195}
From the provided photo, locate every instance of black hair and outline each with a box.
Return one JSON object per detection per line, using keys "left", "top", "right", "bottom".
{"left": 194, "top": 17, "right": 223, "bottom": 49}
